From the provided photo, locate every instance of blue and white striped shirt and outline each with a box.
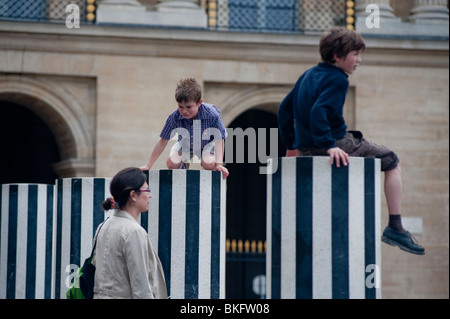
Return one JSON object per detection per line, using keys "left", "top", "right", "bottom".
{"left": 160, "top": 102, "right": 227, "bottom": 155}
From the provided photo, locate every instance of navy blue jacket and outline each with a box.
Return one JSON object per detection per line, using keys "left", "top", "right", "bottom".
{"left": 278, "top": 63, "right": 349, "bottom": 150}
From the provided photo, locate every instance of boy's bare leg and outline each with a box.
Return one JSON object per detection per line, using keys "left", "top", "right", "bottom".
{"left": 201, "top": 153, "right": 216, "bottom": 171}
{"left": 384, "top": 164, "right": 402, "bottom": 216}
{"left": 166, "top": 151, "right": 184, "bottom": 169}
{"left": 381, "top": 162, "right": 425, "bottom": 254}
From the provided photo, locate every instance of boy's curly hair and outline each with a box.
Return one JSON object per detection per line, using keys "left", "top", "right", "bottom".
{"left": 175, "top": 78, "right": 202, "bottom": 103}
{"left": 320, "top": 27, "right": 366, "bottom": 64}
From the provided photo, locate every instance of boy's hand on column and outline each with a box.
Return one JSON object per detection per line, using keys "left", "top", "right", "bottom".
{"left": 285, "top": 149, "right": 301, "bottom": 157}
{"left": 214, "top": 163, "right": 229, "bottom": 179}
{"left": 327, "top": 147, "right": 349, "bottom": 168}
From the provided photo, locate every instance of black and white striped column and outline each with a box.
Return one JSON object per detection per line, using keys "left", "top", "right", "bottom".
{"left": 266, "top": 157, "right": 381, "bottom": 299}
{"left": 1, "top": 170, "right": 226, "bottom": 299}
{"left": 54, "top": 178, "right": 111, "bottom": 299}
{"left": 144, "top": 170, "right": 226, "bottom": 299}
{"left": 0, "top": 184, "right": 55, "bottom": 299}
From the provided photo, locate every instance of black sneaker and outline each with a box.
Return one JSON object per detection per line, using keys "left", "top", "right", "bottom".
{"left": 381, "top": 226, "right": 425, "bottom": 255}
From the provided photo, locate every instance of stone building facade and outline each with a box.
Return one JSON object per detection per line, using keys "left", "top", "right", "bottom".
{"left": 0, "top": 0, "right": 448, "bottom": 298}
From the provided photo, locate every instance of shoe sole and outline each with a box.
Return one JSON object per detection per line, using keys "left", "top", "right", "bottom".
{"left": 381, "top": 235, "right": 425, "bottom": 255}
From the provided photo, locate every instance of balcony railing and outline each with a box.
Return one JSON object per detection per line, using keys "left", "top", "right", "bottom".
{"left": 208, "top": 0, "right": 346, "bottom": 32}
{"left": 0, "top": 0, "right": 95, "bottom": 23}
{"left": 0, "top": 0, "right": 348, "bottom": 33}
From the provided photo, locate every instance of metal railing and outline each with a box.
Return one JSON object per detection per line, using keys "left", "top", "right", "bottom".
{"left": 208, "top": 0, "right": 347, "bottom": 33}
{"left": 0, "top": 0, "right": 349, "bottom": 33}
{"left": 226, "top": 239, "right": 266, "bottom": 299}
{"left": 0, "top": 0, "right": 95, "bottom": 23}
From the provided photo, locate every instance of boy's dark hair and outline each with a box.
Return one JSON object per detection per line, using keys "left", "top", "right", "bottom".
{"left": 102, "top": 167, "right": 146, "bottom": 210}
{"left": 175, "top": 78, "right": 202, "bottom": 103}
{"left": 319, "top": 27, "right": 366, "bottom": 64}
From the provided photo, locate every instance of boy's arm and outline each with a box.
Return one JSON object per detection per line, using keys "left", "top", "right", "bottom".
{"left": 278, "top": 88, "right": 296, "bottom": 151}
{"left": 309, "top": 78, "right": 349, "bottom": 167}
{"left": 214, "top": 139, "right": 229, "bottom": 178}
{"left": 309, "top": 78, "right": 348, "bottom": 150}
{"left": 140, "top": 138, "right": 169, "bottom": 171}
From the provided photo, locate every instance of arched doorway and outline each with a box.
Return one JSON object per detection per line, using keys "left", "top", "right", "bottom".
{"left": 0, "top": 75, "right": 96, "bottom": 178}
{"left": 225, "top": 108, "right": 286, "bottom": 298}
{"left": 0, "top": 100, "right": 60, "bottom": 184}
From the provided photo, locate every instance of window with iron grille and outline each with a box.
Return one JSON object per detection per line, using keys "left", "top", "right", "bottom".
{"left": 0, "top": 0, "right": 87, "bottom": 23}
{"left": 214, "top": 0, "right": 345, "bottom": 33}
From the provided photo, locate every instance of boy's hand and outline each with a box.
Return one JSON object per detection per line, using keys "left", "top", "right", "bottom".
{"left": 139, "top": 165, "right": 150, "bottom": 171}
{"left": 327, "top": 147, "right": 349, "bottom": 168}
{"left": 214, "top": 163, "right": 229, "bottom": 179}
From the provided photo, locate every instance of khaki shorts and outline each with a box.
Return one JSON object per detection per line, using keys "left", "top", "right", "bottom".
{"left": 300, "top": 131, "right": 399, "bottom": 171}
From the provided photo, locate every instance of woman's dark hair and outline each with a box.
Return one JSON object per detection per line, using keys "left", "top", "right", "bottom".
{"left": 102, "top": 167, "right": 147, "bottom": 210}
{"left": 319, "top": 27, "right": 366, "bottom": 64}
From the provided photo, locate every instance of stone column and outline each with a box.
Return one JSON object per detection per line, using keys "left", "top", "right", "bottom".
{"left": 96, "top": 0, "right": 147, "bottom": 24}
{"left": 51, "top": 170, "right": 226, "bottom": 299}
{"left": 96, "top": 0, "right": 207, "bottom": 28}
{"left": 355, "top": 0, "right": 404, "bottom": 35}
{"left": 157, "top": 0, "right": 202, "bottom": 10}
{"left": 155, "top": 0, "right": 207, "bottom": 27}
{"left": 408, "top": 0, "right": 449, "bottom": 23}
{"left": 266, "top": 157, "right": 382, "bottom": 299}
{"left": 1, "top": 184, "right": 56, "bottom": 299}
{"left": 355, "top": 0, "right": 398, "bottom": 19}
{"left": 355, "top": 0, "right": 449, "bottom": 36}
{"left": 146, "top": 169, "right": 226, "bottom": 299}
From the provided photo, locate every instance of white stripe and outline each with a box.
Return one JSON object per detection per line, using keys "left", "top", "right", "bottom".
{"left": 0, "top": 185, "right": 10, "bottom": 299}
{"left": 50, "top": 185, "right": 57, "bottom": 299}
{"left": 219, "top": 172, "right": 226, "bottom": 299}
{"left": 35, "top": 184, "right": 48, "bottom": 299}
{"left": 312, "top": 157, "right": 332, "bottom": 299}
{"left": 81, "top": 179, "right": 94, "bottom": 260}
{"left": 148, "top": 170, "right": 160, "bottom": 251}
{"left": 265, "top": 159, "right": 273, "bottom": 299}
{"left": 15, "top": 184, "right": 28, "bottom": 299}
{"left": 375, "top": 159, "right": 382, "bottom": 299}
{"left": 348, "top": 157, "right": 366, "bottom": 299}
{"left": 198, "top": 171, "right": 212, "bottom": 298}
{"left": 170, "top": 170, "right": 186, "bottom": 299}
{"left": 280, "top": 158, "right": 296, "bottom": 299}
{"left": 60, "top": 179, "right": 72, "bottom": 298}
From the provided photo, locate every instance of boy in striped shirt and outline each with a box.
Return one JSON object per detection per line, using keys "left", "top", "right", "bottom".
{"left": 141, "top": 78, "right": 229, "bottom": 178}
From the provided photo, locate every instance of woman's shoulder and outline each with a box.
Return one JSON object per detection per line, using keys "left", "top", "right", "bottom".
{"left": 107, "top": 211, "right": 146, "bottom": 233}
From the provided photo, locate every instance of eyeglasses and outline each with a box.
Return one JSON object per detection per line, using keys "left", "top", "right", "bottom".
{"left": 136, "top": 189, "right": 151, "bottom": 193}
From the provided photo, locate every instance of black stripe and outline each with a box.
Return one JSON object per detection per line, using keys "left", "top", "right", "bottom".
{"left": 45, "top": 185, "right": 54, "bottom": 299}
{"left": 6, "top": 185, "right": 18, "bottom": 299}
{"left": 140, "top": 208, "right": 148, "bottom": 232}
{"left": 270, "top": 158, "right": 282, "bottom": 299}
{"left": 140, "top": 172, "right": 149, "bottom": 232}
{"left": 332, "top": 164, "right": 349, "bottom": 299}
{"left": 26, "top": 185, "right": 38, "bottom": 299}
{"left": 210, "top": 171, "right": 221, "bottom": 298}
{"left": 185, "top": 170, "right": 200, "bottom": 299}
{"left": 364, "top": 158, "right": 377, "bottom": 299}
{"left": 296, "top": 157, "right": 313, "bottom": 299}
{"left": 70, "top": 179, "right": 82, "bottom": 267}
{"left": 158, "top": 170, "right": 172, "bottom": 297}
{"left": 93, "top": 178, "right": 105, "bottom": 232}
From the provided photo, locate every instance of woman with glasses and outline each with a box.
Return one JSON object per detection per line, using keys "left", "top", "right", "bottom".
{"left": 93, "top": 167, "right": 167, "bottom": 299}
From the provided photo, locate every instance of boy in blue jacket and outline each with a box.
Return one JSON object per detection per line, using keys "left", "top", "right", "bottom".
{"left": 278, "top": 27, "right": 424, "bottom": 255}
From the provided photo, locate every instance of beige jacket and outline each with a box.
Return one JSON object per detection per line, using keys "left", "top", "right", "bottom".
{"left": 92, "top": 210, "right": 167, "bottom": 299}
